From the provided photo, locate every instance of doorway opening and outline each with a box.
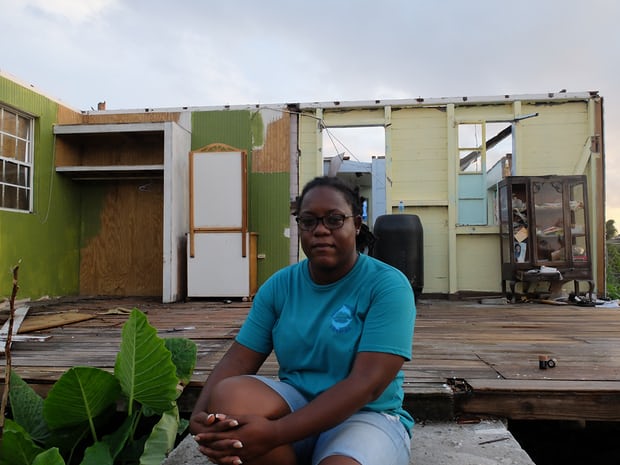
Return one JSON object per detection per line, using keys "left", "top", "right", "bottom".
{"left": 321, "top": 126, "right": 386, "bottom": 230}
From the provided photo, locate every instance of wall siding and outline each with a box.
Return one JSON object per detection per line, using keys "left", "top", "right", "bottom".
{"left": 456, "top": 234, "right": 502, "bottom": 291}
{"left": 1, "top": 74, "right": 602, "bottom": 300}
{"left": 0, "top": 76, "right": 82, "bottom": 299}
{"left": 407, "top": 207, "right": 450, "bottom": 294}
{"left": 519, "top": 102, "right": 589, "bottom": 175}
{"left": 250, "top": 173, "right": 291, "bottom": 283}
{"left": 299, "top": 98, "right": 600, "bottom": 296}
{"left": 250, "top": 109, "right": 291, "bottom": 284}
{"left": 299, "top": 111, "right": 322, "bottom": 186}
{"left": 391, "top": 107, "right": 449, "bottom": 203}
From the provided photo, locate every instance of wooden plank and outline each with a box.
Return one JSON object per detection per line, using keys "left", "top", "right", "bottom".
{"left": 457, "top": 386, "right": 620, "bottom": 421}
{"left": 4, "top": 297, "right": 620, "bottom": 422}
{"left": 18, "top": 312, "right": 96, "bottom": 333}
{"left": 0, "top": 306, "right": 29, "bottom": 353}
{"left": 468, "top": 379, "right": 620, "bottom": 392}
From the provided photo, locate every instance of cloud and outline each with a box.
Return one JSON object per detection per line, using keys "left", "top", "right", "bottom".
{"left": 0, "top": 0, "right": 618, "bottom": 217}
{"left": 22, "top": 0, "right": 121, "bottom": 23}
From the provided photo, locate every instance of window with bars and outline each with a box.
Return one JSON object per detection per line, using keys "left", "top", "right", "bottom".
{"left": 0, "top": 105, "right": 33, "bottom": 211}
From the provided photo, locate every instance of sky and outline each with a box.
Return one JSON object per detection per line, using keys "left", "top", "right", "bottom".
{"left": 1, "top": 0, "right": 618, "bottom": 220}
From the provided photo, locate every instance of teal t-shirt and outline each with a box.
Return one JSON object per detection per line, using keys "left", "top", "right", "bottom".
{"left": 236, "top": 253, "right": 416, "bottom": 433}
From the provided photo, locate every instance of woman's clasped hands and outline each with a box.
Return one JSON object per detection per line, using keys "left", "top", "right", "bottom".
{"left": 190, "top": 412, "right": 279, "bottom": 465}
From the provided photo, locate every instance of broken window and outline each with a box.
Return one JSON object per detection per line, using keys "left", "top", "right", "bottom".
{"left": 458, "top": 121, "right": 513, "bottom": 225}
{"left": 0, "top": 105, "right": 33, "bottom": 211}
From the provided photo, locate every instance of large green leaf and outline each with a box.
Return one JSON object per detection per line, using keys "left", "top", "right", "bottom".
{"left": 0, "top": 418, "right": 44, "bottom": 465}
{"left": 114, "top": 309, "right": 178, "bottom": 415}
{"left": 32, "top": 448, "right": 66, "bottom": 465}
{"left": 42, "top": 367, "right": 121, "bottom": 438}
{"left": 116, "top": 434, "right": 147, "bottom": 464}
{"left": 79, "top": 441, "right": 113, "bottom": 465}
{"left": 139, "top": 407, "right": 180, "bottom": 465}
{"left": 9, "top": 370, "right": 51, "bottom": 444}
{"left": 99, "top": 414, "right": 134, "bottom": 461}
{"left": 44, "top": 421, "right": 91, "bottom": 456}
{"left": 164, "top": 338, "right": 197, "bottom": 386}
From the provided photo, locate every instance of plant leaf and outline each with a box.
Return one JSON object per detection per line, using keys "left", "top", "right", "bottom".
{"left": 0, "top": 418, "right": 45, "bottom": 465}
{"left": 9, "top": 370, "right": 51, "bottom": 444}
{"left": 164, "top": 338, "right": 197, "bottom": 386}
{"left": 42, "top": 367, "right": 121, "bottom": 434}
{"left": 114, "top": 309, "right": 179, "bottom": 414}
{"left": 99, "top": 414, "right": 134, "bottom": 461}
{"left": 116, "top": 434, "right": 147, "bottom": 464}
{"left": 178, "top": 417, "right": 189, "bottom": 436}
{"left": 79, "top": 441, "right": 113, "bottom": 465}
{"left": 31, "top": 448, "right": 66, "bottom": 465}
{"left": 139, "top": 407, "right": 180, "bottom": 465}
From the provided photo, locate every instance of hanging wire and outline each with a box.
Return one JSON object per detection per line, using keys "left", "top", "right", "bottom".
{"left": 38, "top": 134, "right": 56, "bottom": 224}
{"left": 320, "top": 124, "right": 386, "bottom": 190}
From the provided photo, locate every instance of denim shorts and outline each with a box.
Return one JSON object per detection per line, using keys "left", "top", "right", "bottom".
{"left": 251, "top": 375, "right": 411, "bottom": 465}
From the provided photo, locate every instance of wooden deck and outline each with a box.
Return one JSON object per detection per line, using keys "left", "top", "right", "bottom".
{"left": 3, "top": 296, "right": 620, "bottom": 422}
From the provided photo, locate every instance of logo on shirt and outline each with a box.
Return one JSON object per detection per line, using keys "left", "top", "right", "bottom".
{"left": 331, "top": 305, "right": 353, "bottom": 333}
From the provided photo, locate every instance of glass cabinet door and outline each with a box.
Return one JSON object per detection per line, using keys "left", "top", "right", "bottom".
{"left": 569, "top": 181, "right": 588, "bottom": 263}
{"left": 499, "top": 183, "right": 511, "bottom": 265}
{"left": 532, "top": 179, "right": 565, "bottom": 263}
{"left": 510, "top": 183, "right": 529, "bottom": 264}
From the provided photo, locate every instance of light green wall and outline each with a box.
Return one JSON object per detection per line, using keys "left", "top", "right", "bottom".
{"left": 518, "top": 102, "right": 589, "bottom": 175}
{"left": 391, "top": 107, "right": 449, "bottom": 204}
{"left": 0, "top": 76, "right": 81, "bottom": 300}
{"left": 297, "top": 99, "right": 599, "bottom": 296}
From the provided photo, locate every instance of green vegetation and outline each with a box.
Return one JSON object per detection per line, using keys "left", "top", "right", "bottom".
{"left": 0, "top": 309, "right": 197, "bottom": 465}
{"left": 606, "top": 219, "right": 620, "bottom": 299}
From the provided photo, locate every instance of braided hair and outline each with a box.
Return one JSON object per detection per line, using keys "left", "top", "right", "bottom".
{"left": 295, "top": 176, "right": 376, "bottom": 253}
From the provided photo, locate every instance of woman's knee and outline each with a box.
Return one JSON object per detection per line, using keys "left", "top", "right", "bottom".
{"left": 208, "top": 376, "right": 290, "bottom": 418}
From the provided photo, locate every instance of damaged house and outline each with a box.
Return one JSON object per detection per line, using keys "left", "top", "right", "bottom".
{"left": 0, "top": 71, "right": 605, "bottom": 302}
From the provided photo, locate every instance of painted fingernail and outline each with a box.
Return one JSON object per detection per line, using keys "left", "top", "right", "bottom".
{"left": 229, "top": 420, "right": 239, "bottom": 427}
{"left": 233, "top": 440, "right": 243, "bottom": 448}
{"left": 215, "top": 413, "right": 226, "bottom": 419}
{"left": 233, "top": 460, "right": 243, "bottom": 465}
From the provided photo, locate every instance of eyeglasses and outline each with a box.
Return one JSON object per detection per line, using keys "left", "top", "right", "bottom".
{"left": 296, "top": 214, "right": 354, "bottom": 231}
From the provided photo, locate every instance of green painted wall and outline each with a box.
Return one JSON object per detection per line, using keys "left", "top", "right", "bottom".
{"left": 191, "top": 110, "right": 290, "bottom": 286}
{"left": 250, "top": 173, "right": 290, "bottom": 283}
{"left": 0, "top": 76, "right": 81, "bottom": 300}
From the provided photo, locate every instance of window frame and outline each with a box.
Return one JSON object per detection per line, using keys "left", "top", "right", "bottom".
{"left": 0, "top": 104, "right": 34, "bottom": 213}
{"left": 457, "top": 120, "right": 513, "bottom": 226}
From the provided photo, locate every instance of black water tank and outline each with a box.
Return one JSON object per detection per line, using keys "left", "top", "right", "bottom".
{"left": 372, "top": 214, "right": 424, "bottom": 298}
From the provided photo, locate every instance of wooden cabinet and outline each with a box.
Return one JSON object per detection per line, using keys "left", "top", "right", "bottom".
{"left": 498, "top": 175, "right": 593, "bottom": 299}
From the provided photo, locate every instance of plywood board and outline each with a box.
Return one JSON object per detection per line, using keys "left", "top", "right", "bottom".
{"left": 80, "top": 180, "right": 163, "bottom": 296}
